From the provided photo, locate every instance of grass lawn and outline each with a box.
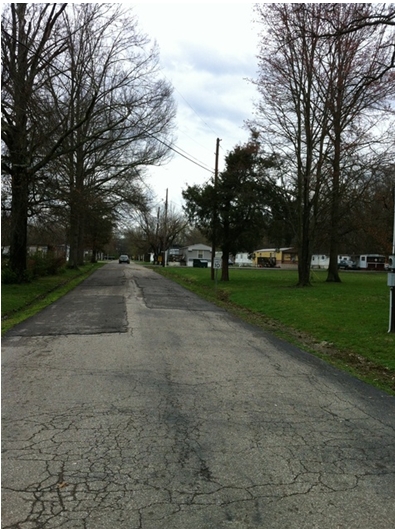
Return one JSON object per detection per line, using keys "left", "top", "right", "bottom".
{"left": 1, "top": 262, "right": 104, "bottom": 334}
{"left": 150, "top": 266, "right": 395, "bottom": 394}
{"left": 2, "top": 261, "right": 394, "bottom": 394}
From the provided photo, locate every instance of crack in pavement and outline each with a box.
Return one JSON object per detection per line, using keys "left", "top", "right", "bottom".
{"left": 2, "top": 264, "right": 395, "bottom": 528}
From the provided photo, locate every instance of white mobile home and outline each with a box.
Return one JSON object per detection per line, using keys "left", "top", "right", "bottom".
{"left": 179, "top": 244, "right": 212, "bottom": 267}
{"left": 234, "top": 253, "right": 254, "bottom": 267}
{"left": 356, "top": 254, "right": 385, "bottom": 270}
{"left": 311, "top": 254, "right": 329, "bottom": 269}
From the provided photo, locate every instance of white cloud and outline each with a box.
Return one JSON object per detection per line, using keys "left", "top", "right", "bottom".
{"left": 131, "top": 2, "right": 260, "bottom": 210}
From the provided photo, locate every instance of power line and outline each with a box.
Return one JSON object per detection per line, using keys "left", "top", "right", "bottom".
{"left": 173, "top": 85, "right": 221, "bottom": 139}
{"left": 147, "top": 133, "right": 214, "bottom": 173}
{"left": 4, "top": 27, "right": 216, "bottom": 174}
{"left": 157, "top": 63, "right": 223, "bottom": 144}
{"left": 156, "top": 67, "right": 228, "bottom": 161}
{"left": 169, "top": 142, "right": 214, "bottom": 171}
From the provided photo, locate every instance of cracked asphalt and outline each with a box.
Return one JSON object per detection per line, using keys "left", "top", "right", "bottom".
{"left": 2, "top": 262, "right": 395, "bottom": 528}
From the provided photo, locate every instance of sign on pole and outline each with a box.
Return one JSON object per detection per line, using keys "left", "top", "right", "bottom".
{"left": 214, "top": 258, "right": 221, "bottom": 269}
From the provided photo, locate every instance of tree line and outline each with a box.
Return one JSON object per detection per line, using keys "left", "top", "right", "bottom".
{"left": 2, "top": 3, "right": 175, "bottom": 280}
{"left": 183, "top": 3, "right": 395, "bottom": 284}
{"left": 2, "top": 3, "right": 394, "bottom": 286}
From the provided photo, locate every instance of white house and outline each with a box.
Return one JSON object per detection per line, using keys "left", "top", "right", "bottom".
{"left": 179, "top": 244, "right": 212, "bottom": 267}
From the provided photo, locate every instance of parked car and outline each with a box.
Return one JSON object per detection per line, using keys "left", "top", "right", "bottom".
{"left": 338, "top": 258, "right": 356, "bottom": 270}
{"left": 119, "top": 255, "right": 130, "bottom": 264}
{"left": 192, "top": 259, "right": 208, "bottom": 268}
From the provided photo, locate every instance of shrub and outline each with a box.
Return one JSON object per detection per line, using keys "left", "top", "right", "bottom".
{"left": 27, "top": 253, "right": 66, "bottom": 278}
{"left": 47, "top": 256, "right": 66, "bottom": 275}
{"left": 1, "top": 253, "right": 67, "bottom": 283}
{"left": 1, "top": 261, "right": 31, "bottom": 284}
{"left": 27, "top": 254, "right": 48, "bottom": 278}
{"left": 1, "top": 266, "right": 21, "bottom": 284}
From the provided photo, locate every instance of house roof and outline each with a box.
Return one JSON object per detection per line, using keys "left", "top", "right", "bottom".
{"left": 179, "top": 244, "right": 212, "bottom": 251}
{"left": 255, "top": 247, "right": 293, "bottom": 252}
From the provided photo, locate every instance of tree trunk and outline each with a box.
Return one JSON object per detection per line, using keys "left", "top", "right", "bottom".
{"left": 326, "top": 107, "right": 342, "bottom": 283}
{"left": 68, "top": 194, "right": 85, "bottom": 268}
{"left": 297, "top": 241, "right": 311, "bottom": 287}
{"left": 220, "top": 247, "right": 230, "bottom": 282}
{"left": 327, "top": 247, "right": 340, "bottom": 282}
{"left": 297, "top": 168, "right": 312, "bottom": 287}
{"left": 326, "top": 182, "right": 341, "bottom": 282}
{"left": 9, "top": 169, "right": 29, "bottom": 280}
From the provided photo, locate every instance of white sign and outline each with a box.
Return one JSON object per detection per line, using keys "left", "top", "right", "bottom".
{"left": 214, "top": 258, "right": 221, "bottom": 269}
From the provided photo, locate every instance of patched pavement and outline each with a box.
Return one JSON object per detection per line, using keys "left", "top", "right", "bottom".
{"left": 2, "top": 263, "right": 395, "bottom": 528}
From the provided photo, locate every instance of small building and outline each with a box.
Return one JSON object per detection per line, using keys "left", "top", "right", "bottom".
{"left": 356, "top": 254, "right": 385, "bottom": 270}
{"left": 253, "top": 248, "right": 296, "bottom": 267}
{"left": 311, "top": 254, "right": 330, "bottom": 269}
{"left": 234, "top": 252, "right": 254, "bottom": 267}
{"left": 179, "top": 244, "right": 212, "bottom": 267}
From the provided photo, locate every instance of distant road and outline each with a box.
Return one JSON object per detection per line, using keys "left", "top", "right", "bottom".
{"left": 2, "top": 262, "right": 395, "bottom": 529}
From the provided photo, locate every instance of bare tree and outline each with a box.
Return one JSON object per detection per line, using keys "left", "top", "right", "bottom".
{"left": 250, "top": 4, "right": 332, "bottom": 286}
{"left": 318, "top": 3, "right": 395, "bottom": 36}
{"left": 2, "top": 3, "right": 176, "bottom": 277}
{"left": 316, "top": 4, "right": 395, "bottom": 282}
{"left": 2, "top": 3, "right": 69, "bottom": 279}
{"left": 250, "top": 3, "right": 395, "bottom": 285}
{"left": 349, "top": 162, "right": 395, "bottom": 255}
{"left": 137, "top": 205, "right": 188, "bottom": 264}
{"left": 42, "top": 4, "right": 176, "bottom": 268}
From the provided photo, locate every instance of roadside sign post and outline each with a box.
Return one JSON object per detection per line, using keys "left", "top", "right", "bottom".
{"left": 214, "top": 258, "right": 221, "bottom": 294}
{"left": 388, "top": 254, "right": 395, "bottom": 333}
{"left": 389, "top": 187, "right": 395, "bottom": 333}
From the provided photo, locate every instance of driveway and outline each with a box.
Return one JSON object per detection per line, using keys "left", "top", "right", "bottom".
{"left": 2, "top": 263, "right": 394, "bottom": 528}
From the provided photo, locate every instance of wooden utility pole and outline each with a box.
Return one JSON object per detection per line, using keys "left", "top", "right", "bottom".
{"left": 163, "top": 188, "right": 168, "bottom": 267}
{"left": 211, "top": 138, "right": 221, "bottom": 280}
{"left": 155, "top": 206, "right": 160, "bottom": 265}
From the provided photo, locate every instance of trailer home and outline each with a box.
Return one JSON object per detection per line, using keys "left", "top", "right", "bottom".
{"left": 311, "top": 254, "right": 329, "bottom": 269}
{"left": 356, "top": 254, "right": 385, "bottom": 270}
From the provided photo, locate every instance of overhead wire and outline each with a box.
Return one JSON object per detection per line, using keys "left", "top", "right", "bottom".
{"left": 3, "top": 27, "right": 217, "bottom": 175}
{"left": 172, "top": 84, "right": 221, "bottom": 140}
{"left": 5, "top": 8, "right": 228, "bottom": 180}
{"left": 157, "top": 67, "right": 225, "bottom": 163}
{"left": 147, "top": 133, "right": 214, "bottom": 173}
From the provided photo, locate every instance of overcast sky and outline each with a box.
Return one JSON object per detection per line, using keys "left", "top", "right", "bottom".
{"left": 132, "top": 2, "right": 260, "bottom": 212}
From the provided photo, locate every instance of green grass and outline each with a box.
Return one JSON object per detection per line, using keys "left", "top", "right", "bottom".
{"left": 1, "top": 262, "right": 104, "bottom": 334}
{"left": 150, "top": 266, "right": 395, "bottom": 394}
{"left": 3, "top": 262, "right": 394, "bottom": 394}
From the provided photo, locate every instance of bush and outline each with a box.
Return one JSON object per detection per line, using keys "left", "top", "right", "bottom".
{"left": 27, "top": 253, "right": 66, "bottom": 278}
{"left": 1, "top": 260, "right": 31, "bottom": 284}
{"left": 1, "top": 254, "right": 66, "bottom": 284}
{"left": 47, "top": 256, "right": 66, "bottom": 275}
{"left": 27, "top": 254, "right": 47, "bottom": 278}
{"left": 1, "top": 266, "right": 22, "bottom": 284}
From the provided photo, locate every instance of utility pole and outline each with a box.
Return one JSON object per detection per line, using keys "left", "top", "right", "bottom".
{"left": 163, "top": 188, "right": 168, "bottom": 267}
{"left": 155, "top": 206, "right": 160, "bottom": 265}
{"left": 211, "top": 138, "right": 221, "bottom": 280}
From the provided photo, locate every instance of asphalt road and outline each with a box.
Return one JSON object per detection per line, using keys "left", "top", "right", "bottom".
{"left": 2, "top": 262, "right": 395, "bottom": 529}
